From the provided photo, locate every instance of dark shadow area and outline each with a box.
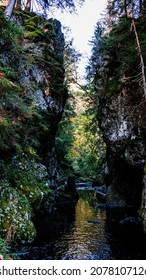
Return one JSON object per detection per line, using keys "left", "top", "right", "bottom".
{"left": 17, "top": 188, "right": 146, "bottom": 260}
{"left": 17, "top": 205, "right": 76, "bottom": 260}
{"left": 105, "top": 208, "right": 146, "bottom": 260}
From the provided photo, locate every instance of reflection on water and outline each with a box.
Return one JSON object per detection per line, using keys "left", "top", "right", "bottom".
{"left": 19, "top": 188, "right": 146, "bottom": 260}
{"left": 54, "top": 197, "right": 110, "bottom": 260}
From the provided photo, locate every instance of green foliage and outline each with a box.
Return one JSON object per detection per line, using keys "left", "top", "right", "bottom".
{"left": 0, "top": 13, "right": 57, "bottom": 157}
{"left": 0, "top": 75, "right": 42, "bottom": 156}
{"left": 23, "top": 13, "right": 55, "bottom": 41}
{"left": 106, "top": 0, "right": 146, "bottom": 23}
{"left": 63, "top": 32, "right": 82, "bottom": 84}
{"left": 1, "top": 156, "right": 49, "bottom": 202}
{"left": 0, "top": 6, "right": 76, "bottom": 246}
{"left": 0, "top": 17, "right": 24, "bottom": 58}
{"left": 56, "top": 96, "right": 76, "bottom": 176}
{"left": 0, "top": 237, "right": 13, "bottom": 260}
{"left": 88, "top": 16, "right": 146, "bottom": 102}
{"left": 0, "top": 66, "right": 18, "bottom": 81}
{"left": 0, "top": 183, "right": 37, "bottom": 245}
{"left": 24, "top": 29, "right": 44, "bottom": 40}
{"left": 34, "top": 0, "right": 85, "bottom": 14}
{"left": 105, "top": 19, "right": 138, "bottom": 69}
{"left": 56, "top": 88, "right": 105, "bottom": 180}
{"left": 104, "top": 79, "right": 122, "bottom": 98}
{"left": 68, "top": 110, "right": 105, "bottom": 180}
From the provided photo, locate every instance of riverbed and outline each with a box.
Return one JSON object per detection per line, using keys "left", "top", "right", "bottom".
{"left": 18, "top": 186, "right": 146, "bottom": 260}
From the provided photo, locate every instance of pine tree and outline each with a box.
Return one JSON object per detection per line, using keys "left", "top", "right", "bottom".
{"left": 4, "top": 0, "right": 85, "bottom": 19}
{"left": 106, "top": 0, "right": 146, "bottom": 20}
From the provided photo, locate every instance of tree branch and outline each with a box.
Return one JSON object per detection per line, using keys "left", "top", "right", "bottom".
{"left": 131, "top": 19, "right": 146, "bottom": 99}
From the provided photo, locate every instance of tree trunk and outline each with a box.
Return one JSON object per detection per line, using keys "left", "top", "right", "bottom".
{"left": 143, "top": 0, "right": 146, "bottom": 17}
{"left": 25, "top": 0, "right": 31, "bottom": 11}
{"left": 139, "top": 0, "right": 142, "bottom": 14}
{"left": 16, "top": 0, "right": 21, "bottom": 9}
{"left": 131, "top": 19, "right": 146, "bottom": 99}
{"left": 124, "top": 0, "right": 128, "bottom": 18}
{"left": 4, "top": 0, "right": 17, "bottom": 19}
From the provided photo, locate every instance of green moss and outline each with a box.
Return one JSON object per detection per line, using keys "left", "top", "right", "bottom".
{"left": 0, "top": 185, "right": 36, "bottom": 244}
{"left": 23, "top": 14, "right": 55, "bottom": 41}
{"left": 0, "top": 154, "right": 52, "bottom": 244}
{"left": 24, "top": 19, "right": 37, "bottom": 28}
{"left": 24, "top": 24, "right": 36, "bottom": 31}
{"left": 24, "top": 29, "right": 44, "bottom": 40}
{"left": 16, "top": 220, "right": 36, "bottom": 244}
{"left": 27, "top": 14, "right": 43, "bottom": 25}
{"left": 2, "top": 156, "right": 50, "bottom": 198}
{"left": 0, "top": 19, "right": 24, "bottom": 58}
{"left": 0, "top": 9, "right": 67, "bottom": 245}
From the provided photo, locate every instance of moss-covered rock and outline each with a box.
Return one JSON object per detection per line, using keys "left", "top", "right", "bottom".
{"left": 0, "top": 184, "right": 36, "bottom": 244}
{"left": 0, "top": 8, "right": 68, "bottom": 245}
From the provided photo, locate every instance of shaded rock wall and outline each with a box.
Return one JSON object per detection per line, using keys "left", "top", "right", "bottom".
{"left": 0, "top": 9, "right": 71, "bottom": 244}
{"left": 94, "top": 20, "right": 146, "bottom": 210}
{"left": 101, "top": 91, "right": 145, "bottom": 209}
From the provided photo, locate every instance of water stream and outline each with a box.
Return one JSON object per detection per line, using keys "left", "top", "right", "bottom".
{"left": 18, "top": 186, "right": 146, "bottom": 260}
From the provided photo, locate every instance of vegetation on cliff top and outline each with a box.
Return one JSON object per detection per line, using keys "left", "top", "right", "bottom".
{"left": 87, "top": 0, "right": 146, "bottom": 103}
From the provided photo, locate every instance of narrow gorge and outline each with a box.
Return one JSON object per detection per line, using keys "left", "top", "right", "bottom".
{"left": 0, "top": 0, "right": 146, "bottom": 260}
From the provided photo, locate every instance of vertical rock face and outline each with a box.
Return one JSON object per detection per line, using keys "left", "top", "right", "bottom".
{"left": 101, "top": 91, "right": 145, "bottom": 208}
{"left": 94, "top": 20, "right": 146, "bottom": 210}
{"left": 0, "top": 9, "right": 71, "bottom": 244}
{"left": 97, "top": 92, "right": 145, "bottom": 209}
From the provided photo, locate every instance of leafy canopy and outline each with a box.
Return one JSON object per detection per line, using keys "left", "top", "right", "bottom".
{"left": 4, "top": 0, "right": 85, "bottom": 20}
{"left": 37, "top": 0, "right": 85, "bottom": 12}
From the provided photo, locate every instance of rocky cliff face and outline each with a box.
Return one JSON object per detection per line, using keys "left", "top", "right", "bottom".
{"left": 94, "top": 20, "right": 146, "bottom": 212}
{"left": 100, "top": 89, "right": 145, "bottom": 209}
{"left": 0, "top": 8, "right": 76, "bottom": 244}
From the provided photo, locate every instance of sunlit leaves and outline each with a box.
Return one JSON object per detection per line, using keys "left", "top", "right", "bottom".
{"left": 56, "top": 86, "right": 105, "bottom": 180}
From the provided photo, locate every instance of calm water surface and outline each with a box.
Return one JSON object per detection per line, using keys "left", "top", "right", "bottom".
{"left": 18, "top": 187, "right": 146, "bottom": 260}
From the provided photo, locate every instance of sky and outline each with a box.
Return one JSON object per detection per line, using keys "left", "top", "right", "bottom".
{"left": 49, "top": 0, "right": 108, "bottom": 80}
